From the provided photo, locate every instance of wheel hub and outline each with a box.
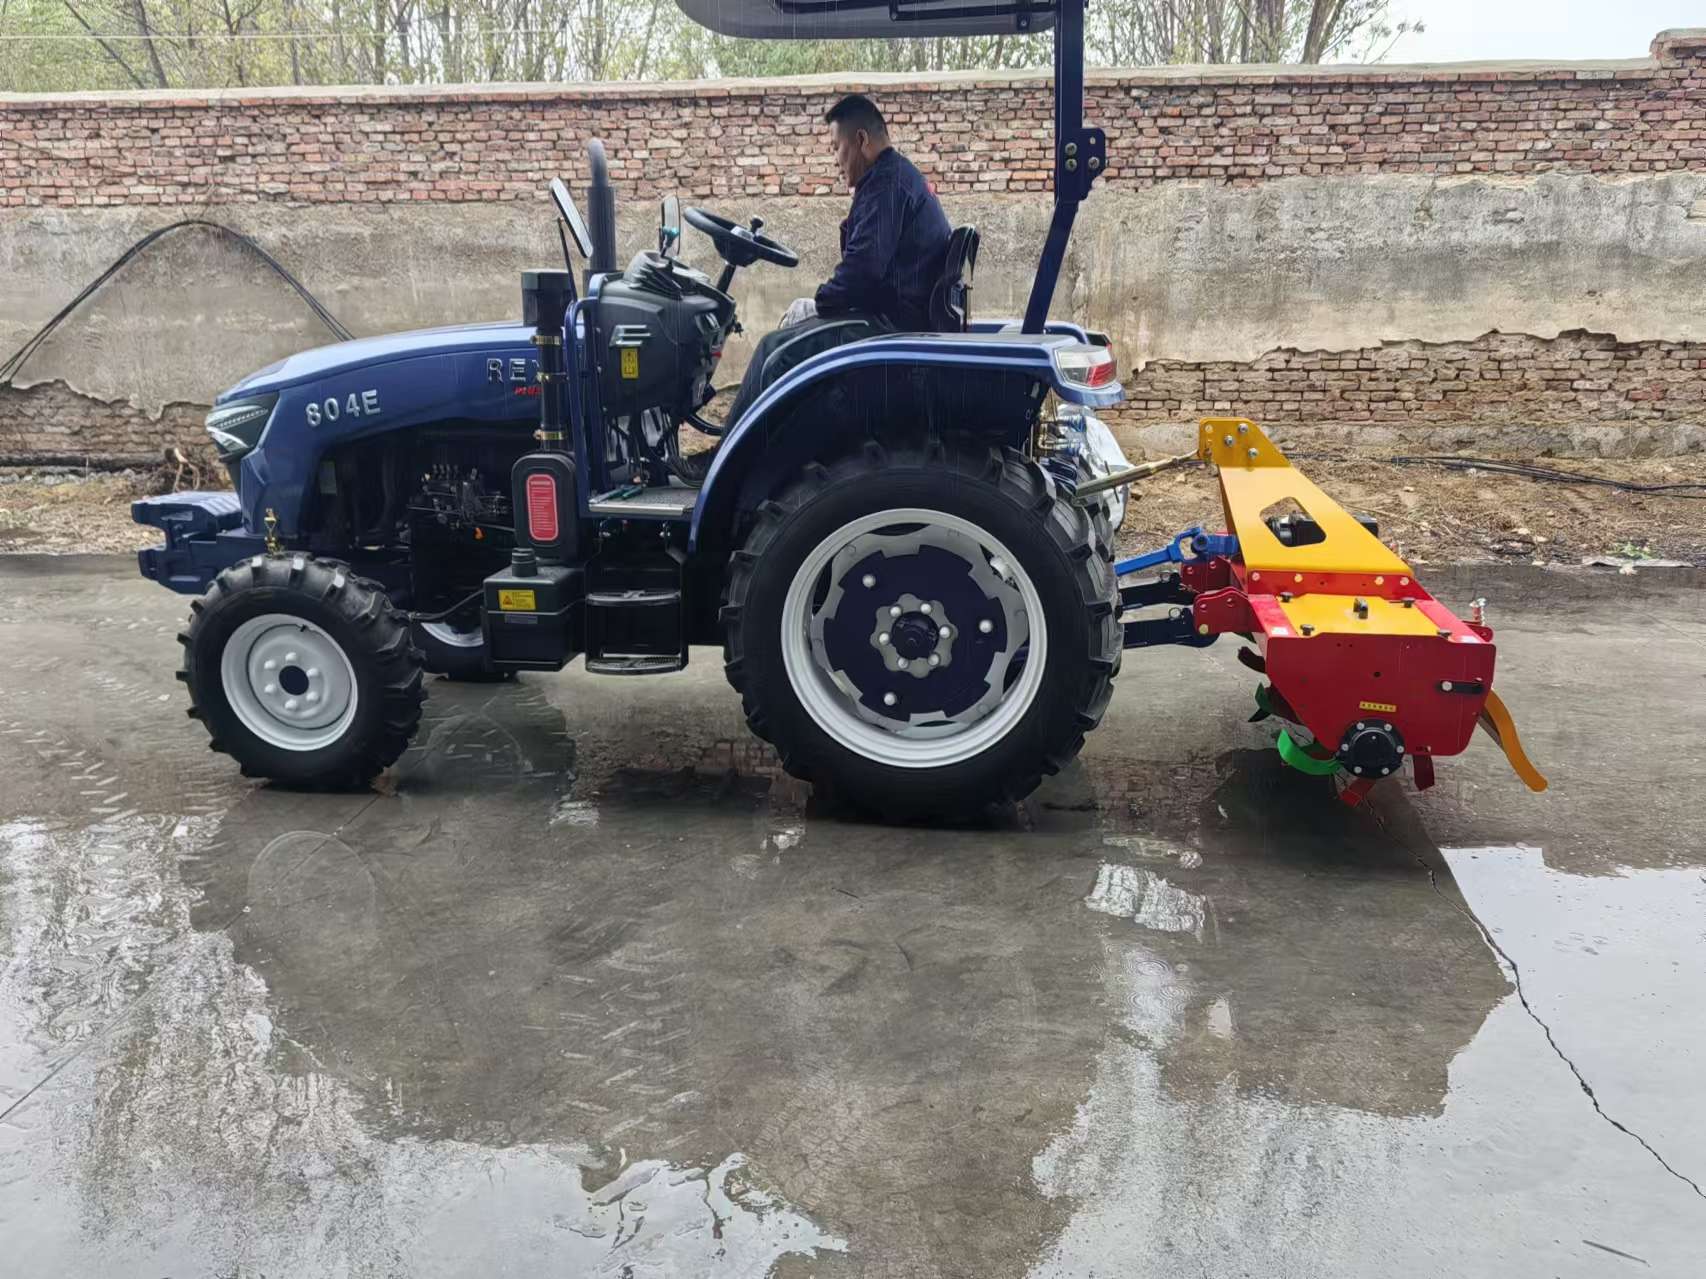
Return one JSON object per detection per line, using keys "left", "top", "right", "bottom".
{"left": 888, "top": 610, "right": 939, "bottom": 660}
{"left": 868, "top": 592, "right": 957, "bottom": 681}
{"left": 221, "top": 614, "right": 359, "bottom": 751}
{"left": 800, "top": 515, "right": 1035, "bottom": 742}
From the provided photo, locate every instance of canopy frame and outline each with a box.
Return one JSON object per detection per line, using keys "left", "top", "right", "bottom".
{"left": 674, "top": 0, "right": 1107, "bottom": 334}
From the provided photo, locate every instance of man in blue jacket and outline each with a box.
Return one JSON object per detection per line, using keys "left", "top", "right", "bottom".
{"left": 722, "top": 94, "right": 952, "bottom": 427}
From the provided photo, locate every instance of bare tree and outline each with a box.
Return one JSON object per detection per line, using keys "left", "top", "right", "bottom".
{"left": 8, "top": 0, "right": 1419, "bottom": 93}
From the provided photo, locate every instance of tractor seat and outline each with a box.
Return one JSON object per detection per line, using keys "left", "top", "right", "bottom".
{"left": 927, "top": 225, "right": 980, "bottom": 333}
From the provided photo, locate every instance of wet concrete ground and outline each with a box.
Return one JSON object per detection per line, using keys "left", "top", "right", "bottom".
{"left": 1, "top": 556, "right": 1703, "bottom": 1277}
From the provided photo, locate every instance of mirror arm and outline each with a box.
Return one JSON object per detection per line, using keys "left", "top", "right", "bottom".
{"left": 557, "top": 224, "right": 580, "bottom": 299}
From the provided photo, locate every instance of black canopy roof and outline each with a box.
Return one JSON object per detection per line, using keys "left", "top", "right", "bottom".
{"left": 674, "top": 0, "right": 1055, "bottom": 41}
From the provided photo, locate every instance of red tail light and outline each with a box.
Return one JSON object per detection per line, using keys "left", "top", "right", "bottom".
{"left": 1052, "top": 343, "right": 1119, "bottom": 390}
{"left": 525, "top": 472, "right": 559, "bottom": 543}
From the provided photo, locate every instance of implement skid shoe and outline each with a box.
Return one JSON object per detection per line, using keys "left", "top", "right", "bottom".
{"left": 1183, "top": 417, "right": 1546, "bottom": 797}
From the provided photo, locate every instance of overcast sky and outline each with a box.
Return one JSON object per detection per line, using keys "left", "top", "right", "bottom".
{"left": 1378, "top": 0, "right": 1701, "bottom": 64}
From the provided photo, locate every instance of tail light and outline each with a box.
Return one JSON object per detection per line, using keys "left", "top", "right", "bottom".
{"left": 1052, "top": 343, "right": 1118, "bottom": 390}
{"left": 1053, "top": 343, "right": 1118, "bottom": 389}
{"left": 512, "top": 453, "right": 577, "bottom": 560}
{"left": 525, "top": 472, "right": 560, "bottom": 543}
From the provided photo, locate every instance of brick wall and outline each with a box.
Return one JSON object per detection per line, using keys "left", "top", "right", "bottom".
{"left": 0, "top": 382, "right": 207, "bottom": 466}
{"left": 2, "top": 30, "right": 1702, "bottom": 208}
{"left": 3, "top": 30, "right": 1704, "bottom": 464}
{"left": 1123, "top": 331, "right": 1706, "bottom": 426}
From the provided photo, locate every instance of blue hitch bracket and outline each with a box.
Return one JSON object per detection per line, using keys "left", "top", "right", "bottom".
{"left": 1115, "top": 526, "right": 1238, "bottom": 651}
{"left": 1114, "top": 526, "right": 1238, "bottom": 579}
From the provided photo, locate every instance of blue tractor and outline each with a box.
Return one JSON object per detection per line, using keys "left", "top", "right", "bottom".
{"left": 133, "top": 0, "right": 1140, "bottom": 818}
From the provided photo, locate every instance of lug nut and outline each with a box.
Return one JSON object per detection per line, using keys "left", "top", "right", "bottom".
{"left": 262, "top": 659, "right": 277, "bottom": 672}
{"left": 862, "top": 574, "right": 877, "bottom": 589}
{"left": 263, "top": 683, "right": 276, "bottom": 695}
{"left": 938, "top": 625, "right": 951, "bottom": 638}
{"left": 889, "top": 605, "right": 902, "bottom": 618}
{"left": 928, "top": 654, "right": 940, "bottom": 667}
{"left": 879, "top": 632, "right": 890, "bottom": 644}
{"left": 895, "top": 657, "right": 907, "bottom": 670}
{"left": 921, "top": 603, "right": 933, "bottom": 616}
{"left": 979, "top": 619, "right": 994, "bottom": 634}
{"left": 883, "top": 691, "right": 897, "bottom": 707}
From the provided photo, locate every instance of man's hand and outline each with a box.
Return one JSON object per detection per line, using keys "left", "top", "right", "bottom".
{"left": 779, "top": 297, "right": 818, "bottom": 328}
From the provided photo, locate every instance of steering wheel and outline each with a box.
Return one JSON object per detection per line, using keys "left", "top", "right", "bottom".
{"left": 684, "top": 207, "right": 799, "bottom": 270}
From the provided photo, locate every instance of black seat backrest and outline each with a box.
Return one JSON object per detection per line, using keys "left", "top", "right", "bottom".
{"left": 927, "top": 225, "right": 980, "bottom": 332}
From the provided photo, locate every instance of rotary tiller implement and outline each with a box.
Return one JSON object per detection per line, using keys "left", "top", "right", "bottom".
{"left": 1107, "top": 417, "right": 1548, "bottom": 806}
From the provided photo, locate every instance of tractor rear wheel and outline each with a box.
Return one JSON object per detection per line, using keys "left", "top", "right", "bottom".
{"left": 181, "top": 554, "right": 426, "bottom": 786}
{"left": 722, "top": 442, "right": 1120, "bottom": 819}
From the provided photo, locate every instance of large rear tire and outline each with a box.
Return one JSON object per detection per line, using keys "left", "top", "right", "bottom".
{"left": 722, "top": 442, "right": 1120, "bottom": 819}
{"left": 181, "top": 554, "right": 426, "bottom": 786}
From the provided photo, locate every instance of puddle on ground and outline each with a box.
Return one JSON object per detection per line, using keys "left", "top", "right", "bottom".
{"left": 1084, "top": 863, "right": 1208, "bottom": 940}
{"left": 0, "top": 669, "right": 1119, "bottom": 1276}
{"left": 1036, "top": 816, "right": 1706, "bottom": 1278}
{"left": 1443, "top": 844, "right": 1706, "bottom": 1175}
{"left": 0, "top": 693, "right": 850, "bottom": 1276}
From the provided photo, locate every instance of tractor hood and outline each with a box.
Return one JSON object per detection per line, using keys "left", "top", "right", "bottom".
{"left": 219, "top": 322, "right": 534, "bottom": 403}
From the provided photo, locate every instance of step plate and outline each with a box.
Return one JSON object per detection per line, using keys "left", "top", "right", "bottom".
{"left": 587, "top": 486, "right": 698, "bottom": 519}
{"left": 584, "top": 653, "right": 687, "bottom": 676}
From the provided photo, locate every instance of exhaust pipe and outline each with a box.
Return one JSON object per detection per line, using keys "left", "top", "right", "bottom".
{"left": 585, "top": 139, "right": 617, "bottom": 285}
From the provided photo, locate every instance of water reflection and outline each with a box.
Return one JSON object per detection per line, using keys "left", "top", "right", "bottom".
{"left": 1033, "top": 752, "right": 1706, "bottom": 1277}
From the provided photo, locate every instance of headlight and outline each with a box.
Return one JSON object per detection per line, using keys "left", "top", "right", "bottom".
{"left": 204, "top": 393, "right": 278, "bottom": 461}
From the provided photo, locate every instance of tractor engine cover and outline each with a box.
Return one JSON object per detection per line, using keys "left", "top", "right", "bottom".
{"left": 594, "top": 258, "right": 727, "bottom": 421}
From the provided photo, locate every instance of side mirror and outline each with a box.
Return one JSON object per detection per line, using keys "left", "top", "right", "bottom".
{"left": 659, "top": 195, "right": 682, "bottom": 258}
{"left": 550, "top": 178, "right": 593, "bottom": 259}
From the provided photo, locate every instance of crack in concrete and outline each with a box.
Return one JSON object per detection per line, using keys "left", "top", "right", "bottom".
{"left": 1379, "top": 810, "right": 1706, "bottom": 1202}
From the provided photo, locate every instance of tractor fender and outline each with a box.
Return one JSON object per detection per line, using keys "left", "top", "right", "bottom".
{"left": 688, "top": 332, "right": 1120, "bottom": 552}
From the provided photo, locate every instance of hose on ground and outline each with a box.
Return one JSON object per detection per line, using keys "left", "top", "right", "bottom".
{"left": 0, "top": 220, "right": 353, "bottom": 389}
{"left": 1388, "top": 454, "right": 1706, "bottom": 499}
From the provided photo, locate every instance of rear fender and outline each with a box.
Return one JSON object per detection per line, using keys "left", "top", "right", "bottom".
{"left": 688, "top": 332, "right": 1120, "bottom": 552}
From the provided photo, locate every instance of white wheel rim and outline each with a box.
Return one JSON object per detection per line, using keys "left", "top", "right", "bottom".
{"left": 220, "top": 613, "right": 360, "bottom": 752}
{"left": 780, "top": 507, "right": 1048, "bottom": 769}
{"left": 420, "top": 620, "right": 484, "bottom": 648}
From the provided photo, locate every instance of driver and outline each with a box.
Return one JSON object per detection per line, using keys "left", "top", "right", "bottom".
{"left": 721, "top": 93, "right": 952, "bottom": 426}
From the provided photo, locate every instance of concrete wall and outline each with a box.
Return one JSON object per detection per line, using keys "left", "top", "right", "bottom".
{"left": 2, "top": 29, "right": 1703, "bottom": 463}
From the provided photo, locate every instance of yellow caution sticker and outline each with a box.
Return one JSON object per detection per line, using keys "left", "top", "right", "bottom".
{"left": 1358, "top": 700, "right": 1398, "bottom": 714}
{"left": 620, "top": 348, "right": 639, "bottom": 380}
{"left": 497, "top": 589, "right": 537, "bottom": 612}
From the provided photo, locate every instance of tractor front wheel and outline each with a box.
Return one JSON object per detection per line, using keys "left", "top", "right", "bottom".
{"left": 723, "top": 442, "right": 1120, "bottom": 819}
{"left": 181, "top": 554, "right": 426, "bottom": 786}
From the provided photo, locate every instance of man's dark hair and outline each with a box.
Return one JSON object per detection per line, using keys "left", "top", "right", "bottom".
{"left": 825, "top": 93, "right": 888, "bottom": 141}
